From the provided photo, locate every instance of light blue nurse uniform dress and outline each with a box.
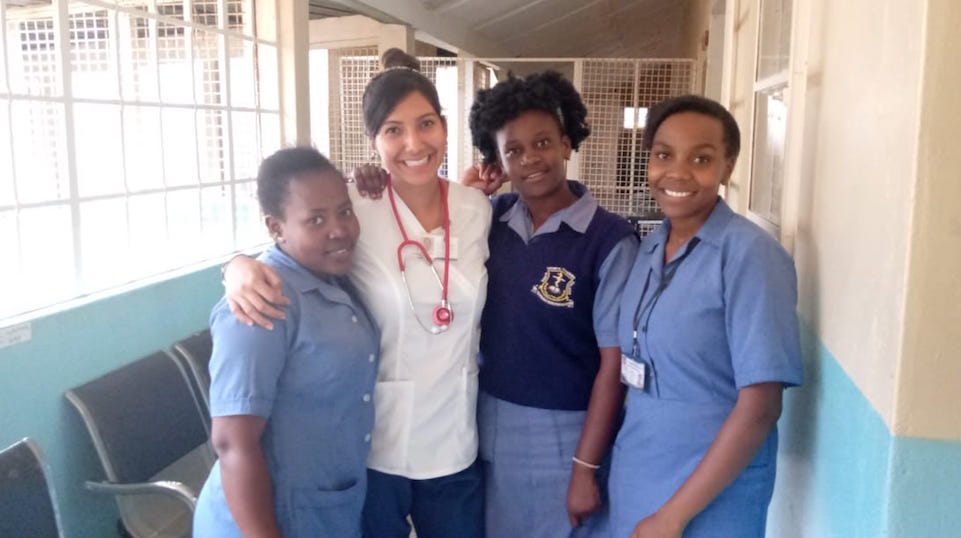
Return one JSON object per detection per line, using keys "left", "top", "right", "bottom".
{"left": 609, "top": 199, "right": 803, "bottom": 537}
{"left": 193, "top": 245, "right": 380, "bottom": 538}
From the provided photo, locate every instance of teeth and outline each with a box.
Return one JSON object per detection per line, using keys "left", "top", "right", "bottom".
{"left": 664, "top": 189, "right": 693, "bottom": 198}
{"left": 405, "top": 157, "right": 429, "bottom": 166}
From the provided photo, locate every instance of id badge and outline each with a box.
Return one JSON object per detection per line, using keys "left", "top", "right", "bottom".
{"left": 423, "top": 235, "right": 459, "bottom": 260}
{"left": 621, "top": 354, "right": 647, "bottom": 390}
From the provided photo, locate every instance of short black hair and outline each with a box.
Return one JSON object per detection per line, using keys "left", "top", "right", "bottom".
{"left": 362, "top": 48, "right": 442, "bottom": 137}
{"left": 256, "top": 147, "right": 340, "bottom": 218}
{"left": 469, "top": 70, "right": 590, "bottom": 164}
{"left": 643, "top": 94, "right": 741, "bottom": 158}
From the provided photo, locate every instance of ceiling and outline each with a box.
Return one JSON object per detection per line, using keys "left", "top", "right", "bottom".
{"left": 309, "top": 0, "right": 711, "bottom": 59}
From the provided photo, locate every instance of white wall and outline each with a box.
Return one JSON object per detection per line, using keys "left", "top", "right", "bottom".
{"left": 895, "top": 0, "right": 961, "bottom": 441}
{"left": 725, "top": 0, "right": 926, "bottom": 430}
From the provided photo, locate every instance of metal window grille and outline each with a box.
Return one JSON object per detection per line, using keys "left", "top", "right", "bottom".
{"left": 0, "top": 0, "right": 279, "bottom": 320}
{"left": 329, "top": 56, "right": 695, "bottom": 237}
{"left": 579, "top": 59, "right": 696, "bottom": 235}
{"left": 336, "top": 55, "right": 459, "bottom": 177}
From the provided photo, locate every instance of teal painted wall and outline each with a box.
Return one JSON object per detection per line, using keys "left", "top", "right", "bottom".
{"left": 0, "top": 266, "right": 222, "bottom": 538}
{"left": 769, "top": 321, "right": 961, "bottom": 537}
{"left": 888, "top": 437, "right": 961, "bottom": 536}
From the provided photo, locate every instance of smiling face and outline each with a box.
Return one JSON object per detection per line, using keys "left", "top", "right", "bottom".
{"left": 647, "top": 111, "right": 736, "bottom": 228}
{"left": 266, "top": 169, "right": 360, "bottom": 276}
{"left": 495, "top": 109, "right": 572, "bottom": 203}
{"left": 371, "top": 91, "right": 448, "bottom": 188}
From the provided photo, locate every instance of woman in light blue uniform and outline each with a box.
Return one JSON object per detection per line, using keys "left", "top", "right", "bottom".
{"left": 609, "top": 96, "right": 803, "bottom": 538}
{"left": 193, "top": 148, "right": 379, "bottom": 538}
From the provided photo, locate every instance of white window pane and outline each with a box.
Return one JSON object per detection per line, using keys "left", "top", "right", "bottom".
{"left": 1, "top": 0, "right": 272, "bottom": 319}
{"left": 260, "top": 111, "right": 281, "bottom": 156}
{"left": 757, "top": 0, "right": 792, "bottom": 80}
{"left": 166, "top": 187, "right": 202, "bottom": 264}
{"left": 749, "top": 87, "right": 787, "bottom": 225}
{"left": 16, "top": 205, "right": 75, "bottom": 314}
{"left": 75, "top": 103, "right": 125, "bottom": 197}
{"left": 234, "top": 180, "right": 267, "bottom": 247}
{"left": 229, "top": 38, "right": 256, "bottom": 108}
{"left": 0, "top": 12, "right": 8, "bottom": 92}
{"left": 79, "top": 198, "right": 130, "bottom": 291}
{"left": 229, "top": 110, "right": 259, "bottom": 179}
{"left": 11, "top": 100, "right": 67, "bottom": 203}
{"left": 0, "top": 211, "right": 21, "bottom": 318}
{"left": 162, "top": 107, "right": 199, "bottom": 186}
{"left": 257, "top": 43, "right": 279, "bottom": 110}
{"left": 123, "top": 106, "right": 165, "bottom": 192}
{"left": 200, "top": 185, "right": 233, "bottom": 255}
{"left": 0, "top": 102, "right": 14, "bottom": 206}
{"left": 128, "top": 192, "right": 174, "bottom": 278}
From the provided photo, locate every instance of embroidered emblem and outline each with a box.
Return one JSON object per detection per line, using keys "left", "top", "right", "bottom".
{"left": 532, "top": 267, "right": 575, "bottom": 308}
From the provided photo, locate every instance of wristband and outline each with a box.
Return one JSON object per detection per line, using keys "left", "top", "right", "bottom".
{"left": 572, "top": 456, "right": 601, "bottom": 470}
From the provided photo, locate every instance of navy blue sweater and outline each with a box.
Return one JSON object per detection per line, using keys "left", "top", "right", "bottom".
{"left": 480, "top": 189, "right": 635, "bottom": 410}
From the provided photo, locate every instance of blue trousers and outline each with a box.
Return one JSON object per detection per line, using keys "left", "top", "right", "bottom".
{"left": 362, "top": 460, "right": 484, "bottom": 538}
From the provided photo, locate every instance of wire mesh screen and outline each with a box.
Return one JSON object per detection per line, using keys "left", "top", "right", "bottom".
{"left": 578, "top": 59, "right": 696, "bottom": 234}
{"left": 328, "top": 46, "right": 377, "bottom": 168}
{"left": 331, "top": 55, "right": 694, "bottom": 236}
{"left": 335, "top": 56, "right": 459, "bottom": 176}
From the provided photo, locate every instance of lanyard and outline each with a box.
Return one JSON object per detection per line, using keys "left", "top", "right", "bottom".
{"left": 386, "top": 179, "right": 453, "bottom": 334}
{"left": 631, "top": 238, "right": 701, "bottom": 356}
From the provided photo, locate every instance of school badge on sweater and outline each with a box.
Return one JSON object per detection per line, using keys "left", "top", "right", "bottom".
{"left": 532, "top": 267, "right": 575, "bottom": 307}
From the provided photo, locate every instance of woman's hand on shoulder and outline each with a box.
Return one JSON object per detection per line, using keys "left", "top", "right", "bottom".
{"left": 461, "top": 162, "right": 506, "bottom": 196}
{"left": 223, "top": 255, "right": 289, "bottom": 330}
{"left": 350, "top": 164, "right": 389, "bottom": 199}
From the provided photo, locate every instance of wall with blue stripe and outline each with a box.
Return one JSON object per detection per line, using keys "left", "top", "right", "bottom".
{"left": 768, "top": 321, "right": 961, "bottom": 537}
{"left": 0, "top": 267, "right": 222, "bottom": 538}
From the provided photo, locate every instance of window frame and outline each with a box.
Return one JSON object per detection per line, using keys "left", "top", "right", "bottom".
{"left": 0, "top": 0, "right": 280, "bottom": 322}
{"left": 746, "top": 0, "right": 794, "bottom": 235}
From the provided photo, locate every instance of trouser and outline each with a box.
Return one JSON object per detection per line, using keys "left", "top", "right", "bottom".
{"left": 362, "top": 460, "right": 484, "bottom": 538}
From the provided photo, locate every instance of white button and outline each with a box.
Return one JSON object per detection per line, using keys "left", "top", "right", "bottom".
{"left": 351, "top": 315, "right": 358, "bottom": 323}
{"left": 362, "top": 393, "right": 371, "bottom": 402}
{"left": 368, "top": 353, "right": 375, "bottom": 362}
{"left": 364, "top": 433, "right": 371, "bottom": 443}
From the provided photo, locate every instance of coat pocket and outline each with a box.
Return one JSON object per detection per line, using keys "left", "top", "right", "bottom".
{"left": 286, "top": 480, "right": 364, "bottom": 538}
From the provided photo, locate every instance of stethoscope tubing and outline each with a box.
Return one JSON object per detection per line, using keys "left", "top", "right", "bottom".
{"left": 387, "top": 178, "right": 453, "bottom": 333}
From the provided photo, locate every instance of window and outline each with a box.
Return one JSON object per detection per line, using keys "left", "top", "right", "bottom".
{"left": 749, "top": 0, "right": 792, "bottom": 228}
{"left": 0, "top": 1, "right": 281, "bottom": 320}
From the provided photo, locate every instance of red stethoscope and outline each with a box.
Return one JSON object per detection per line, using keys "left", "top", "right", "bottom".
{"left": 386, "top": 178, "right": 453, "bottom": 334}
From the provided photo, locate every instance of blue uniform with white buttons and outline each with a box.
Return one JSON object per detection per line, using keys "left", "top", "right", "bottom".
{"left": 610, "top": 199, "right": 803, "bottom": 537}
{"left": 193, "top": 245, "right": 380, "bottom": 538}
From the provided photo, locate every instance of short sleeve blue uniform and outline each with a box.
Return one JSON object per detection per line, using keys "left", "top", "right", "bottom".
{"left": 193, "top": 245, "right": 380, "bottom": 538}
{"left": 609, "top": 199, "right": 803, "bottom": 537}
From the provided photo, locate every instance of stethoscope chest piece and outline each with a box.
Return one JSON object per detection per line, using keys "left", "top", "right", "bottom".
{"left": 432, "top": 301, "right": 453, "bottom": 329}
